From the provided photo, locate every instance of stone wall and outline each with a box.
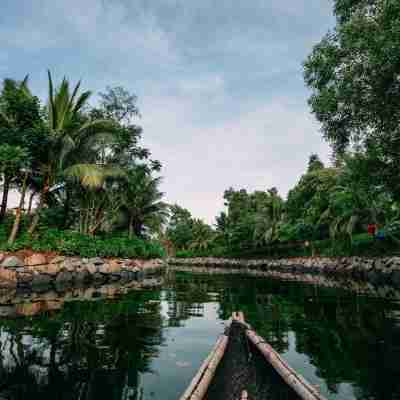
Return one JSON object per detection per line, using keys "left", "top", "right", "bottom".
{"left": 169, "top": 256, "right": 400, "bottom": 287}
{"left": 0, "top": 252, "right": 165, "bottom": 289}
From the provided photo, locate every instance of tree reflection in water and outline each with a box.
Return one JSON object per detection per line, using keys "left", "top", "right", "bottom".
{"left": 0, "top": 290, "right": 164, "bottom": 400}
{"left": 1, "top": 272, "right": 400, "bottom": 400}
{"left": 166, "top": 272, "right": 400, "bottom": 400}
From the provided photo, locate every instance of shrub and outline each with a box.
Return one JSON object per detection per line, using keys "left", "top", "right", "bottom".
{"left": 0, "top": 224, "right": 165, "bottom": 259}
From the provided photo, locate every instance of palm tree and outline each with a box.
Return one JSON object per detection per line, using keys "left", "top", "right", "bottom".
{"left": 253, "top": 188, "right": 284, "bottom": 245}
{"left": 66, "top": 163, "right": 125, "bottom": 235}
{"left": 119, "top": 167, "right": 167, "bottom": 238}
{"left": 28, "top": 71, "right": 117, "bottom": 234}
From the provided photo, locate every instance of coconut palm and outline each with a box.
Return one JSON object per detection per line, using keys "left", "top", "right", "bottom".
{"left": 28, "top": 71, "right": 118, "bottom": 234}
{"left": 65, "top": 163, "right": 126, "bottom": 234}
{"left": 118, "top": 167, "right": 167, "bottom": 238}
{"left": 253, "top": 188, "right": 284, "bottom": 245}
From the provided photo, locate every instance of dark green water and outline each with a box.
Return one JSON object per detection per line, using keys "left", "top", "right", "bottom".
{"left": 1, "top": 271, "right": 400, "bottom": 400}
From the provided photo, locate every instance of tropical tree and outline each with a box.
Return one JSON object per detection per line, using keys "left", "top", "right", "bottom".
{"left": 304, "top": 0, "right": 400, "bottom": 199}
{"left": 28, "top": 71, "right": 117, "bottom": 234}
{"left": 118, "top": 167, "right": 167, "bottom": 238}
{"left": 0, "top": 76, "right": 44, "bottom": 222}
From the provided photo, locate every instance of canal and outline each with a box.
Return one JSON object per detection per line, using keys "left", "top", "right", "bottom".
{"left": 0, "top": 270, "right": 399, "bottom": 400}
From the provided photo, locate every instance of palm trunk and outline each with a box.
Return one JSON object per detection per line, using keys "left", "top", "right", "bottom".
{"left": 0, "top": 174, "right": 11, "bottom": 222}
{"left": 62, "top": 186, "right": 71, "bottom": 229}
{"left": 8, "top": 172, "right": 29, "bottom": 244}
{"left": 27, "top": 191, "right": 35, "bottom": 216}
{"left": 28, "top": 189, "right": 46, "bottom": 235}
{"left": 134, "top": 220, "right": 143, "bottom": 238}
{"left": 128, "top": 214, "right": 134, "bottom": 239}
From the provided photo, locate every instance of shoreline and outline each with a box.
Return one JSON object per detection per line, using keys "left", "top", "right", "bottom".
{"left": 0, "top": 252, "right": 165, "bottom": 289}
{"left": 168, "top": 256, "right": 400, "bottom": 288}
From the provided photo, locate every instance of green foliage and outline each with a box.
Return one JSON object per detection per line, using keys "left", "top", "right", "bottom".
{"left": 0, "top": 219, "right": 165, "bottom": 258}
{"left": 0, "top": 73, "right": 166, "bottom": 252}
{"left": 304, "top": 0, "right": 400, "bottom": 199}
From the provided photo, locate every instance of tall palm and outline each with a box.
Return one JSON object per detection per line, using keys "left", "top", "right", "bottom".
{"left": 66, "top": 163, "right": 125, "bottom": 234}
{"left": 28, "top": 71, "right": 117, "bottom": 234}
{"left": 120, "top": 168, "right": 167, "bottom": 238}
{"left": 253, "top": 189, "right": 284, "bottom": 245}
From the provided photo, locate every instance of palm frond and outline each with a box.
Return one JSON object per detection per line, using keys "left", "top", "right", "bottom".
{"left": 47, "top": 70, "right": 57, "bottom": 131}
{"left": 65, "top": 163, "right": 125, "bottom": 189}
{"left": 73, "top": 90, "right": 92, "bottom": 114}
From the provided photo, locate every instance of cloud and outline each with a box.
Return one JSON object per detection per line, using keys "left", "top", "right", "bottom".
{"left": 141, "top": 92, "right": 330, "bottom": 223}
{"left": 2, "top": 0, "right": 334, "bottom": 223}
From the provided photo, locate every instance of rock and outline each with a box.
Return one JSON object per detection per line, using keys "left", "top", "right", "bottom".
{"left": 56, "top": 271, "right": 74, "bottom": 283}
{"left": 42, "top": 264, "right": 62, "bottom": 275}
{"left": 50, "top": 256, "right": 66, "bottom": 264}
{"left": 16, "top": 302, "right": 43, "bottom": 316}
{"left": 32, "top": 273, "right": 52, "bottom": 286}
{"left": 0, "top": 305, "right": 16, "bottom": 317}
{"left": 391, "top": 269, "right": 400, "bottom": 287}
{"left": 85, "top": 263, "right": 98, "bottom": 274}
{"left": 93, "top": 272, "right": 106, "bottom": 282}
{"left": 1, "top": 256, "right": 24, "bottom": 269}
{"left": 0, "top": 268, "right": 17, "bottom": 287}
{"left": 75, "top": 269, "right": 90, "bottom": 282}
{"left": 63, "top": 258, "right": 81, "bottom": 272}
{"left": 25, "top": 253, "right": 47, "bottom": 266}
{"left": 98, "top": 264, "right": 110, "bottom": 274}
{"left": 17, "top": 272, "right": 33, "bottom": 285}
{"left": 90, "top": 257, "right": 104, "bottom": 265}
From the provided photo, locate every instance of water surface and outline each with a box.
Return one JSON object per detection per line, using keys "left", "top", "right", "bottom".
{"left": 0, "top": 270, "right": 399, "bottom": 400}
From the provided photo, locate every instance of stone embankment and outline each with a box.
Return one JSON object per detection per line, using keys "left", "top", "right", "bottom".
{"left": 0, "top": 252, "right": 165, "bottom": 289}
{"left": 169, "top": 256, "right": 400, "bottom": 287}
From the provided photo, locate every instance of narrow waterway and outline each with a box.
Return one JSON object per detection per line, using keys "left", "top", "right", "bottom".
{"left": 0, "top": 270, "right": 399, "bottom": 400}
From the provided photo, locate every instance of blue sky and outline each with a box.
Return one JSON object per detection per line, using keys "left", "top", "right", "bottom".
{"left": 1, "top": 0, "right": 335, "bottom": 222}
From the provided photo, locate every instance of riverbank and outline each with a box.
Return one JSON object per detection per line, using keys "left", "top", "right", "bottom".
{"left": 0, "top": 252, "right": 165, "bottom": 289}
{"left": 169, "top": 256, "right": 400, "bottom": 287}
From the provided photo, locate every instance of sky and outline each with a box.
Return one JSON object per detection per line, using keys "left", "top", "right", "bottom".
{"left": 1, "top": 0, "right": 335, "bottom": 223}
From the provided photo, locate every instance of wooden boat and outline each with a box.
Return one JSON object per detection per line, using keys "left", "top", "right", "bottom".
{"left": 180, "top": 312, "right": 326, "bottom": 400}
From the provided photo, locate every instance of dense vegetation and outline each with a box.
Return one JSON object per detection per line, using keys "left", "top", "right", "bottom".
{"left": 167, "top": 0, "right": 400, "bottom": 259}
{"left": 0, "top": 73, "right": 166, "bottom": 258}
{"left": 2, "top": 0, "right": 400, "bottom": 260}
{"left": 167, "top": 154, "right": 400, "bottom": 258}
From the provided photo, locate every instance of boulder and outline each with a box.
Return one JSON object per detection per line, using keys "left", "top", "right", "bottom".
{"left": 1, "top": 256, "right": 24, "bottom": 269}
{"left": 25, "top": 253, "right": 47, "bottom": 266}
{"left": 0, "top": 305, "right": 16, "bottom": 317}
{"left": 42, "top": 264, "right": 62, "bottom": 275}
{"left": 90, "top": 257, "right": 104, "bottom": 265}
{"left": 0, "top": 268, "right": 17, "bottom": 287}
{"left": 63, "top": 258, "right": 82, "bottom": 272}
{"left": 16, "top": 302, "right": 43, "bottom": 317}
{"left": 50, "top": 256, "right": 66, "bottom": 264}
{"left": 75, "top": 269, "right": 90, "bottom": 282}
{"left": 85, "top": 263, "right": 98, "bottom": 274}
{"left": 17, "top": 272, "right": 34, "bottom": 285}
{"left": 56, "top": 271, "right": 74, "bottom": 283}
{"left": 32, "top": 273, "right": 52, "bottom": 287}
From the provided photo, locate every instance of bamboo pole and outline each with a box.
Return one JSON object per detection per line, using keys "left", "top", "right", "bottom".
{"left": 232, "top": 314, "right": 326, "bottom": 400}
{"left": 180, "top": 328, "right": 229, "bottom": 400}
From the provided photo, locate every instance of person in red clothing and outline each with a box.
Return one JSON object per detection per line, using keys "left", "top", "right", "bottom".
{"left": 367, "top": 223, "right": 377, "bottom": 236}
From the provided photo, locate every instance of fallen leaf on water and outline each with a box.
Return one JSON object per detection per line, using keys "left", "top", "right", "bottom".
{"left": 176, "top": 361, "right": 191, "bottom": 368}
